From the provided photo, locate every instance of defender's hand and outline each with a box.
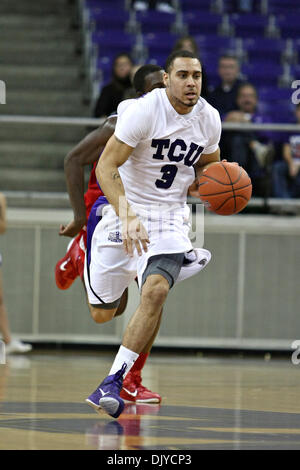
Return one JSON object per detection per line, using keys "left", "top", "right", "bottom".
{"left": 59, "top": 219, "right": 86, "bottom": 237}
{"left": 122, "top": 216, "right": 150, "bottom": 257}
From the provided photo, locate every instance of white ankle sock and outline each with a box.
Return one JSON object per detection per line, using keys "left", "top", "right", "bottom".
{"left": 109, "top": 345, "right": 139, "bottom": 378}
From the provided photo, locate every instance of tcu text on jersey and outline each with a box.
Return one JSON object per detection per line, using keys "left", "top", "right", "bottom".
{"left": 151, "top": 138, "right": 204, "bottom": 166}
{"left": 151, "top": 138, "right": 204, "bottom": 189}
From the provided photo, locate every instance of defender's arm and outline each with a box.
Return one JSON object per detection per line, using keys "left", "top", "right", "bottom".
{"left": 60, "top": 116, "right": 117, "bottom": 237}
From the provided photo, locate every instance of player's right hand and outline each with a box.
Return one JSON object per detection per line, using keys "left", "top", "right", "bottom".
{"left": 122, "top": 216, "right": 150, "bottom": 257}
{"left": 59, "top": 219, "right": 86, "bottom": 237}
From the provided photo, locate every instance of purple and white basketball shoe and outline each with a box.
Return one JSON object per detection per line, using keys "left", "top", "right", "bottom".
{"left": 86, "top": 363, "right": 126, "bottom": 419}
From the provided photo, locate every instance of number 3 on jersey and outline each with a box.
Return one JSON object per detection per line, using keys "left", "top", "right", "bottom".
{"left": 155, "top": 164, "right": 178, "bottom": 189}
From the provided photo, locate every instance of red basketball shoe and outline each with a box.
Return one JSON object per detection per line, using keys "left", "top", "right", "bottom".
{"left": 55, "top": 231, "right": 86, "bottom": 290}
{"left": 120, "top": 370, "right": 162, "bottom": 403}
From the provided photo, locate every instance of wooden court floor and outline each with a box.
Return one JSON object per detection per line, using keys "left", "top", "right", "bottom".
{"left": 1, "top": 349, "right": 300, "bottom": 450}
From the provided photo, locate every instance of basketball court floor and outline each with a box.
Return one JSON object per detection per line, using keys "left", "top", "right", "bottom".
{"left": 0, "top": 349, "right": 300, "bottom": 450}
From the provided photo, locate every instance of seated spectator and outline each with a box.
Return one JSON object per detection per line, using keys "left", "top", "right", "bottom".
{"left": 224, "top": 82, "right": 274, "bottom": 196}
{"left": 123, "top": 64, "right": 143, "bottom": 100}
{"left": 94, "top": 53, "right": 134, "bottom": 118}
{"left": 208, "top": 55, "right": 245, "bottom": 117}
{"left": 272, "top": 103, "right": 300, "bottom": 198}
{"left": 171, "top": 35, "right": 209, "bottom": 99}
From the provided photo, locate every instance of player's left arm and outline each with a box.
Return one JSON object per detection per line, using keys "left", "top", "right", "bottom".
{"left": 188, "top": 148, "right": 221, "bottom": 197}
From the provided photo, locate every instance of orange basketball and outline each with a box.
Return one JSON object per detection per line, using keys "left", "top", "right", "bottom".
{"left": 198, "top": 161, "right": 252, "bottom": 215}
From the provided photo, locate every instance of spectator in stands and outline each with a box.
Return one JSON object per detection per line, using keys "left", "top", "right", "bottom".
{"left": 272, "top": 103, "right": 300, "bottom": 198}
{"left": 123, "top": 64, "right": 143, "bottom": 99}
{"left": 224, "top": 82, "right": 274, "bottom": 196}
{"left": 208, "top": 55, "right": 244, "bottom": 117}
{"left": 94, "top": 53, "right": 134, "bottom": 118}
{"left": 0, "top": 193, "right": 32, "bottom": 355}
{"left": 131, "top": 0, "right": 175, "bottom": 13}
{"left": 171, "top": 36, "right": 209, "bottom": 99}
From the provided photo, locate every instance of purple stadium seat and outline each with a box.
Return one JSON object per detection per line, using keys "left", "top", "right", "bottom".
{"left": 85, "top": 0, "right": 125, "bottom": 8}
{"left": 258, "top": 87, "right": 293, "bottom": 101}
{"left": 92, "top": 31, "right": 136, "bottom": 53}
{"left": 259, "top": 100, "right": 296, "bottom": 123}
{"left": 88, "top": 8, "right": 130, "bottom": 31}
{"left": 242, "top": 63, "right": 283, "bottom": 87}
{"left": 243, "top": 38, "right": 285, "bottom": 62}
{"left": 143, "top": 32, "right": 180, "bottom": 55}
{"left": 136, "top": 10, "right": 176, "bottom": 34}
{"left": 194, "top": 35, "right": 239, "bottom": 52}
{"left": 276, "top": 15, "right": 300, "bottom": 39}
{"left": 291, "top": 65, "right": 300, "bottom": 78}
{"left": 183, "top": 12, "right": 222, "bottom": 35}
{"left": 267, "top": 0, "right": 300, "bottom": 14}
{"left": 181, "top": 0, "right": 212, "bottom": 11}
{"left": 147, "top": 53, "right": 168, "bottom": 68}
{"left": 230, "top": 14, "right": 269, "bottom": 38}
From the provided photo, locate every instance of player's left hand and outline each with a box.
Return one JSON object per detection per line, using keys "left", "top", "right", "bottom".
{"left": 59, "top": 219, "right": 86, "bottom": 237}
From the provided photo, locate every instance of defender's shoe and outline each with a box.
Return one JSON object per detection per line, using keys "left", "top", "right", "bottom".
{"left": 55, "top": 232, "right": 85, "bottom": 290}
{"left": 120, "top": 370, "right": 162, "bottom": 403}
{"left": 86, "top": 364, "right": 126, "bottom": 419}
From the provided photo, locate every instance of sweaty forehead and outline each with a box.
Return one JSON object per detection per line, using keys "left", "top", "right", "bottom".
{"left": 171, "top": 57, "right": 201, "bottom": 72}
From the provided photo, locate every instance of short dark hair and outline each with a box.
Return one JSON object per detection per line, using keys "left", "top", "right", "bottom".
{"left": 165, "top": 50, "right": 201, "bottom": 74}
{"left": 172, "top": 35, "right": 199, "bottom": 56}
{"left": 133, "top": 64, "right": 163, "bottom": 94}
{"left": 237, "top": 82, "right": 258, "bottom": 97}
{"left": 219, "top": 54, "right": 239, "bottom": 64}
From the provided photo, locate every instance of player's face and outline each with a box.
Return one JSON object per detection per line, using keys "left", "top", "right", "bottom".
{"left": 164, "top": 57, "right": 202, "bottom": 114}
{"left": 143, "top": 70, "right": 165, "bottom": 93}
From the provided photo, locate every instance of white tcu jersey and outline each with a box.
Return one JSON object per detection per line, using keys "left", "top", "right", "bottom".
{"left": 115, "top": 88, "right": 221, "bottom": 210}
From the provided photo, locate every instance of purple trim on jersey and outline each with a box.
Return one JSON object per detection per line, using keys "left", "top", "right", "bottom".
{"left": 86, "top": 196, "right": 108, "bottom": 267}
{"left": 86, "top": 195, "right": 108, "bottom": 304}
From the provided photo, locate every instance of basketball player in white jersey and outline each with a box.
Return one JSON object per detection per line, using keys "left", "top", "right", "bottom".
{"left": 85, "top": 50, "right": 221, "bottom": 418}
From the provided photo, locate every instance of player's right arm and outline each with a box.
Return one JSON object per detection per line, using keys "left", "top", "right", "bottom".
{"left": 96, "top": 135, "right": 149, "bottom": 257}
{"left": 0, "top": 192, "right": 7, "bottom": 234}
{"left": 59, "top": 116, "right": 117, "bottom": 237}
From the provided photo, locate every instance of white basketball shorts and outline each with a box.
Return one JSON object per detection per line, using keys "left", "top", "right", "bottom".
{"left": 84, "top": 199, "right": 211, "bottom": 306}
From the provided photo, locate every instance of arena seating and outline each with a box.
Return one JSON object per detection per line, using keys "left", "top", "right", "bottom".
{"left": 83, "top": 0, "right": 300, "bottom": 124}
